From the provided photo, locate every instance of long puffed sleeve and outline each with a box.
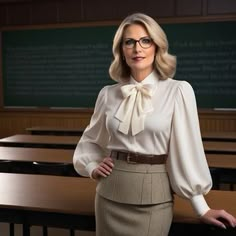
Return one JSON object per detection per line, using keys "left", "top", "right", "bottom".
{"left": 166, "top": 81, "right": 212, "bottom": 216}
{"left": 73, "top": 86, "right": 110, "bottom": 177}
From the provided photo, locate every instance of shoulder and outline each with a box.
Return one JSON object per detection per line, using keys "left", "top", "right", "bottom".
{"left": 100, "top": 82, "right": 125, "bottom": 97}
{"left": 170, "top": 80, "right": 197, "bottom": 108}
{"left": 96, "top": 82, "right": 123, "bottom": 105}
{"left": 164, "top": 78, "right": 192, "bottom": 88}
{"left": 163, "top": 78, "right": 194, "bottom": 95}
{"left": 97, "top": 83, "right": 120, "bottom": 96}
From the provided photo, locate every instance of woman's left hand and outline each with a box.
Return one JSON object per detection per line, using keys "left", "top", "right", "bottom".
{"left": 200, "top": 209, "right": 236, "bottom": 229}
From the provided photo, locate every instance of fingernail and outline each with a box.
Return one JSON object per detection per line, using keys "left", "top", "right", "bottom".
{"left": 222, "top": 225, "right": 226, "bottom": 229}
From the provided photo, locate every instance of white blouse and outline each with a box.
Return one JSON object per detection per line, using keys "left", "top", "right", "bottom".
{"left": 73, "top": 71, "right": 212, "bottom": 217}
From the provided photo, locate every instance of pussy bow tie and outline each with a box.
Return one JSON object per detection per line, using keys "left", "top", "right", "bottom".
{"left": 115, "top": 83, "right": 154, "bottom": 136}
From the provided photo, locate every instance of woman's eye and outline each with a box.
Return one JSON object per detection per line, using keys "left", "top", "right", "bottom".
{"left": 141, "top": 38, "right": 152, "bottom": 44}
{"left": 125, "top": 39, "right": 134, "bottom": 45}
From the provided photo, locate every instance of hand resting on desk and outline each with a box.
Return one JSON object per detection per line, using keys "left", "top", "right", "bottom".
{"left": 200, "top": 208, "right": 236, "bottom": 229}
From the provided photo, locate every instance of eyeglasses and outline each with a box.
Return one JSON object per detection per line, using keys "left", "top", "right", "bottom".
{"left": 122, "top": 37, "right": 153, "bottom": 49}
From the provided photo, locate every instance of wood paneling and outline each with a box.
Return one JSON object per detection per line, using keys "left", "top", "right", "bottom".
{"left": 0, "top": 32, "right": 3, "bottom": 108}
{"left": 0, "top": 0, "right": 236, "bottom": 26}
{"left": 208, "top": 0, "right": 236, "bottom": 15}
{"left": 0, "top": 109, "right": 235, "bottom": 138}
{"left": 83, "top": 0, "right": 175, "bottom": 21}
{"left": 0, "top": 110, "right": 92, "bottom": 138}
{"left": 176, "top": 0, "right": 202, "bottom": 16}
{"left": 6, "top": 3, "right": 31, "bottom": 25}
{"left": 57, "top": 0, "right": 83, "bottom": 23}
{"left": 0, "top": 0, "right": 236, "bottom": 138}
{"left": 199, "top": 110, "right": 236, "bottom": 132}
{"left": 31, "top": 1, "right": 58, "bottom": 24}
{"left": 0, "top": 5, "right": 7, "bottom": 26}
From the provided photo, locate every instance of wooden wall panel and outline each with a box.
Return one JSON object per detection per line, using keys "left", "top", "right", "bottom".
{"left": 0, "top": 32, "right": 3, "bottom": 108}
{"left": 31, "top": 1, "right": 58, "bottom": 24}
{"left": 0, "top": 5, "right": 7, "bottom": 26}
{"left": 0, "top": 110, "right": 92, "bottom": 138}
{"left": 6, "top": 3, "right": 31, "bottom": 25}
{"left": 0, "top": 0, "right": 236, "bottom": 138}
{"left": 176, "top": 0, "right": 202, "bottom": 16}
{"left": 199, "top": 111, "right": 236, "bottom": 132}
{"left": 57, "top": 0, "right": 83, "bottom": 23}
{"left": 83, "top": 0, "right": 175, "bottom": 21}
{"left": 0, "top": 110, "right": 235, "bottom": 138}
{"left": 208, "top": 0, "right": 236, "bottom": 14}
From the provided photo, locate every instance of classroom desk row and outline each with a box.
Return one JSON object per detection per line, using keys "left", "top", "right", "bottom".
{"left": 0, "top": 134, "right": 235, "bottom": 189}
{"left": 0, "top": 146, "right": 236, "bottom": 169}
{"left": 0, "top": 134, "right": 81, "bottom": 149}
{"left": 26, "top": 126, "right": 85, "bottom": 136}
{"left": 0, "top": 134, "right": 236, "bottom": 153}
{"left": 26, "top": 126, "right": 236, "bottom": 142}
{"left": 0, "top": 173, "right": 235, "bottom": 236}
{"left": 0, "top": 146, "right": 235, "bottom": 191}
{"left": 0, "top": 146, "right": 74, "bottom": 164}
{"left": 201, "top": 131, "right": 236, "bottom": 142}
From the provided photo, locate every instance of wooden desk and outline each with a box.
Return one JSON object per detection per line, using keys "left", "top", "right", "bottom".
{"left": 0, "top": 134, "right": 80, "bottom": 149}
{"left": 0, "top": 173, "right": 96, "bottom": 236}
{"left": 26, "top": 126, "right": 84, "bottom": 136}
{"left": 173, "top": 190, "right": 236, "bottom": 224}
{"left": 0, "top": 173, "right": 235, "bottom": 236}
{"left": 0, "top": 146, "right": 78, "bottom": 176}
{"left": 206, "top": 154, "right": 236, "bottom": 169}
{"left": 202, "top": 132, "right": 236, "bottom": 142}
{"left": 1, "top": 135, "right": 234, "bottom": 153}
{"left": 0, "top": 146, "right": 74, "bottom": 163}
{"left": 1, "top": 147, "right": 235, "bottom": 169}
{"left": 203, "top": 141, "right": 236, "bottom": 154}
{"left": 206, "top": 154, "right": 236, "bottom": 190}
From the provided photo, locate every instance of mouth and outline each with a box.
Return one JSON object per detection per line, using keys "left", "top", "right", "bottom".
{"left": 132, "top": 56, "right": 145, "bottom": 61}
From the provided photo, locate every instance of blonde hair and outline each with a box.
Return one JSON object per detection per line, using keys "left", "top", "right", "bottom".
{"left": 109, "top": 13, "right": 177, "bottom": 82}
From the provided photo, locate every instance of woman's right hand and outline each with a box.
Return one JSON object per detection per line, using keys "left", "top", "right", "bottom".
{"left": 92, "top": 157, "right": 114, "bottom": 179}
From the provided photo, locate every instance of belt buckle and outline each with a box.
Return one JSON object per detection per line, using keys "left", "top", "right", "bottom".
{"left": 127, "top": 154, "right": 137, "bottom": 164}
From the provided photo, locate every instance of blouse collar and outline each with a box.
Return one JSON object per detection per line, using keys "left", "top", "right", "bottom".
{"left": 129, "top": 70, "right": 159, "bottom": 88}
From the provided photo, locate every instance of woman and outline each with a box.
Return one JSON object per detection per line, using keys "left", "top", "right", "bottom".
{"left": 73, "top": 13, "right": 236, "bottom": 236}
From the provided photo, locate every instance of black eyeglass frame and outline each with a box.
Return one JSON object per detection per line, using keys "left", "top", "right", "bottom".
{"left": 122, "top": 37, "right": 153, "bottom": 49}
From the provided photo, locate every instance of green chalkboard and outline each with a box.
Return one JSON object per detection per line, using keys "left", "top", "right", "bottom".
{"left": 2, "top": 21, "right": 236, "bottom": 108}
{"left": 162, "top": 21, "right": 236, "bottom": 109}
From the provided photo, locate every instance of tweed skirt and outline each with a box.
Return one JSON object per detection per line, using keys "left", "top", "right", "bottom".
{"left": 95, "top": 159, "right": 173, "bottom": 236}
{"left": 95, "top": 194, "right": 173, "bottom": 236}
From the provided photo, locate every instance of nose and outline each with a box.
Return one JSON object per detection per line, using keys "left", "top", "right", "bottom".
{"left": 134, "top": 41, "right": 142, "bottom": 51}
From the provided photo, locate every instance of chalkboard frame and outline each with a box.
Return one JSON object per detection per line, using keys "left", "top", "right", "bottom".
{"left": 0, "top": 17, "right": 236, "bottom": 111}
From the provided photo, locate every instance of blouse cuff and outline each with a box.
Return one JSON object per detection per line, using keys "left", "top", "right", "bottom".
{"left": 85, "top": 161, "right": 99, "bottom": 178}
{"left": 190, "top": 195, "right": 210, "bottom": 217}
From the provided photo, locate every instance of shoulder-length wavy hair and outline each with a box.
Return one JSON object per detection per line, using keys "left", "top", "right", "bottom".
{"left": 109, "top": 13, "right": 177, "bottom": 82}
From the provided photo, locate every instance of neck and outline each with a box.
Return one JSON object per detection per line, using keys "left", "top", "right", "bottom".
{"left": 131, "top": 70, "right": 153, "bottom": 82}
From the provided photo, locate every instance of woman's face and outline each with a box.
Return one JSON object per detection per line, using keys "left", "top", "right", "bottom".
{"left": 122, "top": 23, "right": 156, "bottom": 80}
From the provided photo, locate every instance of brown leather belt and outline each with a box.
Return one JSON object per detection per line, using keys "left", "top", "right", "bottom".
{"left": 111, "top": 150, "right": 167, "bottom": 164}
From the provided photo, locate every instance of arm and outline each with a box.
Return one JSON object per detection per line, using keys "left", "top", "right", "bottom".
{"left": 73, "top": 86, "right": 112, "bottom": 177}
{"left": 166, "top": 81, "right": 236, "bottom": 228}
